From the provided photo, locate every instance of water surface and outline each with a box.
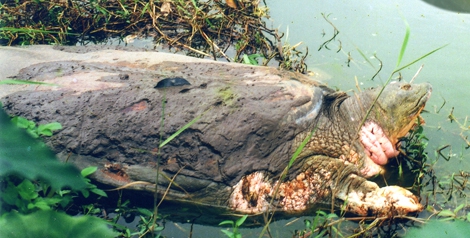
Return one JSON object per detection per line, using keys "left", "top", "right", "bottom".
{"left": 119, "top": 1, "right": 470, "bottom": 236}
{"left": 267, "top": 0, "right": 470, "bottom": 177}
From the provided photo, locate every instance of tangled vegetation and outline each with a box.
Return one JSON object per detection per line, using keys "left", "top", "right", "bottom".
{"left": 0, "top": 0, "right": 308, "bottom": 72}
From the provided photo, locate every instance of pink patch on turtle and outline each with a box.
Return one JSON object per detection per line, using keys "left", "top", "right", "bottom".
{"left": 360, "top": 121, "right": 399, "bottom": 165}
{"left": 121, "top": 100, "right": 148, "bottom": 113}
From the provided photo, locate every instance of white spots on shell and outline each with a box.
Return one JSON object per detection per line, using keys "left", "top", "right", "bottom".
{"left": 229, "top": 168, "right": 332, "bottom": 213}
{"left": 277, "top": 170, "right": 328, "bottom": 211}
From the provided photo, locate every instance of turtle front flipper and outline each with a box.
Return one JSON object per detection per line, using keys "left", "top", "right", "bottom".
{"left": 339, "top": 183, "right": 423, "bottom": 216}
{"left": 300, "top": 155, "right": 422, "bottom": 216}
{"left": 229, "top": 155, "right": 422, "bottom": 216}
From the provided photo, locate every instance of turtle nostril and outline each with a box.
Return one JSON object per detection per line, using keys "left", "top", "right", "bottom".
{"left": 401, "top": 84, "right": 411, "bottom": 90}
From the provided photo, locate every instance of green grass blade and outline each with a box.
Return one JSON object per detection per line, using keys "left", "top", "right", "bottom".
{"left": 0, "top": 27, "right": 79, "bottom": 35}
{"left": 258, "top": 126, "right": 316, "bottom": 238}
{"left": 393, "top": 44, "right": 448, "bottom": 74}
{"left": 396, "top": 20, "right": 410, "bottom": 68}
{"left": 243, "top": 54, "right": 251, "bottom": 64}
{"left": 355, "top": 47, "right": 375, "bottom": 68}
{"left": 235, "top": 215, "right": 248, "bottom": 227}
{"left": 0, "top": 79, "right": 58, "bottom": 86}
{"left": 159, "top": 116, "right": 200, "bottom": 148}
{"left": 288, "top": 128, "right": 316, "bottom": 168}
{"left": 159, "top": 108, "right": 210, "bottom": 148}
{"left": 219, "top": 220, "right": 234, "bottom": 226}
{"left": 140, "top": 2, "right": 150, "bottom": 17}
{"left": 359, "top": 44, "right": 445, "bottom": 141}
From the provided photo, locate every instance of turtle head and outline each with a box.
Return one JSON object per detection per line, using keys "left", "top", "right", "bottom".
{"left": 367, "top": 81, "right": 432, "bottom": 147}
{"left": 354, "top": 81, "right": 431, "bottom": 176}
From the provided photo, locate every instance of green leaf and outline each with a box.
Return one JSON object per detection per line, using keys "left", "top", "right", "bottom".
{"left": 137, "top": 208, "right": 154, "bottom": 217}
{"left": 37, "top": 122, "right": 62, "bottom": 136}
{"left": 16, "top": 179, "right": 38, "bottom": 200}
{"left": 41, "top": 197, "right": 64, "bottom": 206}
{"left": 219, "top": 220, "right": 234, "bottom": 226}
{"left": 454, "top": 203, "right": 465, "bottom": 214}
{"left": 242, "top": 54, "right": 263, "bottom": 65}
{"left": 11, "top": 116, "right": 35, "bottom": 130}
{"left": 139, "top": 215, "right": 148, "bottom": 224}
{"left": 0, "top": 210, "right": 118, "bottom": 238}
{"left": 304, "top": 219, "right": 312, "bottom": 228}
{"left": 243, "top": 54, "right": 252, "bottom": 64}
{"left": 437, "top": 209, "right": 455, "bottom": 217}
{"left": 154, "top": 225, "right": 165, "bottom": 232}
{"left": 58, "top": 195, "right": 73, "bottom": 208}
{"left": 0, "top": 107, "right": 87, "bottom": 191}
{"left": 90, "top": 188, "right": 107, "bottom": 197}
{"left": 31, "top": 199, "right": 53, "bottom": 210}
{"left": 235, "top": 215, "right": 248, "bottom": 227}
{"left": 58, "top": 189, "right": 72, "bottom": 196}
{"left": 326, "top": 213, "right": 339, "bottom": 219}
{"left": 220, "top": 229, "right": 234, "bottom": 238}
{"left": 81, "top": 166, "right": 98, "bottom": 177}
{"left": 316, "top": 210, "right": 327, "bottom": 217}
{"left": 81, "top": 189, "right": 90, "bottom": 198}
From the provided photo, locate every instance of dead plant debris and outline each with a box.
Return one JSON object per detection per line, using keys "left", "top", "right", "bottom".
{"left": 0, "top": 0, "right": 308, "bottom": 72}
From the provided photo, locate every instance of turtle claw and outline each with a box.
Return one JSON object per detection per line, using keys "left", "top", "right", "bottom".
{"left": 346, "top": 185, "right": 423, "bottom": 216}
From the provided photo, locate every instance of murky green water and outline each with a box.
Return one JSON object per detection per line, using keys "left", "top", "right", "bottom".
{"left": 268, "top": 0, "right": 470, "bottom": 174}
{"left": 121, "top": 1, "right": 470, "bottom": 236}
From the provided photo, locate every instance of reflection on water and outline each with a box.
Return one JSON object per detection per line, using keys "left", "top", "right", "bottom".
{"left": 421, "top": 0, "right": 470, "bottom": 13}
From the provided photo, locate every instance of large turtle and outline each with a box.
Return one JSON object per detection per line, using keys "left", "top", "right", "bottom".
{"left": 0, "top": 45, "right": 428, "bottom": 217}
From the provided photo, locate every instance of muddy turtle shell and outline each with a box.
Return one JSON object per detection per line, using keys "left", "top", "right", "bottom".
{"left": 0, "top": 45, "right": 331, "bottom": 198}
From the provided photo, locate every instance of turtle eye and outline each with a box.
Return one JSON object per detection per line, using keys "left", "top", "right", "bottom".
{"left": 400, "top": 84, "right": 411, "bottom": 90}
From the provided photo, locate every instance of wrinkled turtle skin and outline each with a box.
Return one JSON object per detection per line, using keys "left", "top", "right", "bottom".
{"left": 0, "top": 45, "right": 429, "bottom": 217}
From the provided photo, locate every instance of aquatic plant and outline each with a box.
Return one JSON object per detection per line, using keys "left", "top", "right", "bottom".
{"left": 297, "top": 211, "right": 342, "bottom": 238}
{"left": 0, "top": 107, "right": 86, "bottom": 191}
{"left": 0, "top": 210, "right": 117, "bottom": 238}
{"left": 219, "top": 215, "right": 248, "bottom": 238}
{"left": 11, "top": 116, "right": 62, "bottom": 138}
{"left": 0, "top": 106, "right": 116, "bottom": 237}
